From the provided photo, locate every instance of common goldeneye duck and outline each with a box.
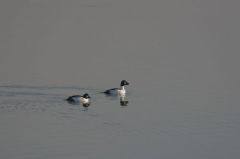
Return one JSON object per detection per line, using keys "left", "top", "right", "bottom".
{"left": 102, "top": 80, "right": 129, "bottom": 95}
{"left": 66, "top": 93, "right": 91, "bottom": 104}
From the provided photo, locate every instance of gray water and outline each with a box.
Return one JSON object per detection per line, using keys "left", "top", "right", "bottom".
{"left": 1, "top": 0, "right": 240, "bottom": 159}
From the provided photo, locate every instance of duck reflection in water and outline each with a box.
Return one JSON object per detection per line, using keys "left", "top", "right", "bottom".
{"left": 103, "top": 93, "right": 129, "bottom": 107}
{"left": 120, "top": 95, "right": 129, "bottom": 106}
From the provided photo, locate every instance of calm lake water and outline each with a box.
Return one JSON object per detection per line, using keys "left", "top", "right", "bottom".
{"left": 1, "top": 0, "right": 240, "bottom": 159}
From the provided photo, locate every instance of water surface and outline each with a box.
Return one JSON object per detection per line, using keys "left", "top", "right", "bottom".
{"left": 0, "top": 0, "right": 240, "bottom": 159}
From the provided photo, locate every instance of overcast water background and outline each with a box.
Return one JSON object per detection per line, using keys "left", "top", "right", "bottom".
{"left": 1, "top": 0, "right": 240, "bottom": 159}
